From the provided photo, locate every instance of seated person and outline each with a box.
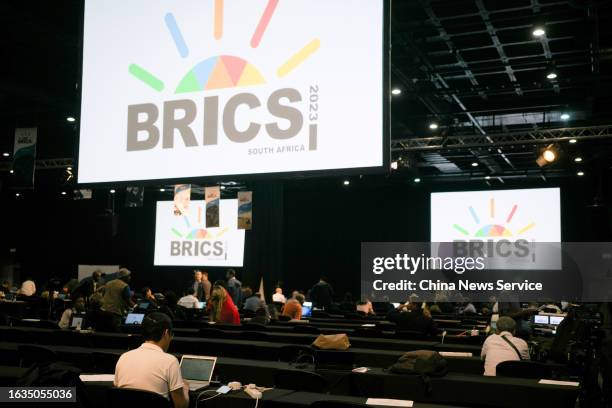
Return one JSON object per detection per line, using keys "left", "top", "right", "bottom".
{"left": 272, "top": 287, "right": 286, "bottom": 304}
{"left": 282, "top": 293, "right": 305, "bottom": 320}
{"left": 387, "top": 302, "right": 437, "bottom": 336}
{"left": 481, "top": 316, "right": 530, "bottom": 376}
{"left": 460, "top": 297, "right": 477, "bottom": 314}
{"left": 141, "top": 286, "right": 158, "bottom": 307}
{"left": 177, "top": 288, "right": 199, "bottom": 309}
{"left": 207, "top": 285, "right": 240, "bottom": 324}
{"left": 242, "top": 288, "right": 260, "bottom": 313}
{"left": 356, "top": 299, "right": 375, "bottom": 315}
{"left": 114, "top": 312, "right": 189, "bottom": 408}
{"left": 58, "top": 296, "right": 86, "bottom": 329}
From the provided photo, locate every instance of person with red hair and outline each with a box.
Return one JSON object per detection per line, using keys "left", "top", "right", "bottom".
{"left": 207, "top": 285, "right": 240, "bottom": 325}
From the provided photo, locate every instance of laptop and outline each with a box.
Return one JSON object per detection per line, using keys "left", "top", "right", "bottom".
{"left": 180, "top": 355, "right": 217, "bottom": 391}
{"left": 125, "top": 313, "right": 145, "bottom": 325}
{"left": 70, "top": 313, "right": 86, "bottom": 329}
{"left": 302, "top": 301, "right": 313, "bottom": 318}
{"left": 534, "top": 315, "right": 550, "bottom": 325}
{"left": 137, "top": 302, "right": 150, "bottom": 310}
{"left": 197, "top": 301, "right": 206, "bottom": 309}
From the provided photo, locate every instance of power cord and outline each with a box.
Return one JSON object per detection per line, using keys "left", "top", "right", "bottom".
{"left": 195, "top": 389, "right": 222, "bottom": 408}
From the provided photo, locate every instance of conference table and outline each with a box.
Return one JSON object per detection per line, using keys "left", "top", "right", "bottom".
{"left": 0, "top": 364, "right": 580, "bottom": 408}
{"left": 0, "top": 326, "right": 485, "bottom": 372}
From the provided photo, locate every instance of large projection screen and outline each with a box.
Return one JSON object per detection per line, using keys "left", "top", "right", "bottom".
{"left": 78, "top": 0, "right": 387, "bottom": 184}
{"left": 431, "top": 188, "right": 561, "bottom": 242}
{"left": 154, "top": 199, "right": 245, "bottom": 266}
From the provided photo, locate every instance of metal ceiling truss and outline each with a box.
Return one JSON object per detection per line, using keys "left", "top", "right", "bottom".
{"left": 392, "top": 125, "right": 612, "bottom": 152}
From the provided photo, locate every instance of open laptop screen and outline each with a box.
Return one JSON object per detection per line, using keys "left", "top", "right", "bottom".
{"left": 534, "top": 315, "right": 549, "bottom": 325}
{"left": 302, "top": 301, "right": 313, "bottom": 318}
{"left": 125, "top": 313, "right": 145, "bottom": 325}
{"left": 180, "top": 356, "right": 216, "bottom": 382}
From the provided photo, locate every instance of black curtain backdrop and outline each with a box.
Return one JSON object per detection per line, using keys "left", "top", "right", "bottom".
{"left": 1, "top": 176, "right": 611, "bottom": 300}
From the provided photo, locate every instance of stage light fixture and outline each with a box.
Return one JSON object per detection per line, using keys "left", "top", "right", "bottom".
{"left": 67, "top": 166, "right": 72, "bottom": 171}
{"left": 110, "top": 189, "right": 116, "bottom": 194}
{"left": 560, "top": 113, "right": 570, "bottom": 120}
{"left": 577, "top": 171, "right": 584, "bottom": 176}
{"left": 390, "top": 161, "right": 398, "bottom": 170}
{"left": 532, "top": 27, "right": 545, "bottom": 37}
{"left": 485, "top": 176, "right": 491, "bottom": 180}
{"left": 9, "top": 170, "right": 14, "bottom": 174}
{"left": 15, "top": 193, "right": 20, "bottom": 197}
{"left": 2, "top": 152, "right": 9, "bottom": 157}
{"left": 220, "top": 185, "right": 226, "bottom": 190}
{"left": 546, "top": 70, "right": 557, "bottom": 80}
{"left": 536, "top": 144, "right": 558, "bottom": 167}
{"left": 66, "top": 116, "right": 76, "bottom": 122}
{"left": 343, "top": 180, "right": 350, "bottom": 186}
{"left": 569, "top": 139, "right": 577, "bottom": 144}
{"left": 391, "top": 88, "right": 402, "bottom": 95}
{"left": 429, "top": 123, "right": 439, "bottom": 130}
{"left": 159, "top": 188, "right": 166, "bottom": 192}
{"left": 471, "top": 162, "right": 479, "bottom": 167}
{"left": 414, "top": 178, "right": 421, "bottom": 183}
{"left": 61, "top": 191, "right": 67, "bottom": 196}
{"left": 574, "top": 157, "right": 582, "bottom": 163}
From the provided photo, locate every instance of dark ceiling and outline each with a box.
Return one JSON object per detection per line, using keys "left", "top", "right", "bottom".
{"left": 0, "top": 0, "right": 611, "bottom": 190}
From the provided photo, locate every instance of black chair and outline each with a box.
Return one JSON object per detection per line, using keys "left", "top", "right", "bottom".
{"left": 92, "top": 352, "right": 120, "bottom": 374}
{"left": 198, "top": 327, "right": 229, "bottom": 339}
{"left": 496, "top": 360, "right": 567, "bottom": 379}
{"left": 310, "top": 402, "right": 367, "bottom": 408}
{"left": 18, "top": 345, "right": 58, "bottom": 367}
{"left": 315, "top": 350, "right": 355, "bottom": 370}
{"left": 106, "top": 387, "right": 171, "bottom": 408}
{"left": 277, "top": 345, "right": 316, "bottom": 363}
{"left": 273, "top": 369, "right": 328, "bottom": 393}
{"left": 278, "top": 315, "right": 291, "bottom": 322}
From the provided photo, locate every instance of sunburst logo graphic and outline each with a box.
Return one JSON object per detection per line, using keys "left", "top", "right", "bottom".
{"left": 171, "top": 204, "right": 229, "bottom": 240}
{"left": 126, "top": 0, "right": 320, "bottom": 93}
{"left": 452, "top": 198, "right": 536, "bottom": 238}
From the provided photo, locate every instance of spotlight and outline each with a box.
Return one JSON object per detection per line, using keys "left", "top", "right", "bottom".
{"left": 577, "top": 171, "right": 584, "bottom": 176}
{"left": 220, "top": 185, "right": 226, "bottom": 190}
{"left": 574, "top": 157, "right": 582, "bottom": 163}
{"left": 390, "top": 161, "right": 398, "bottom": 170}
{"left": 485, "top": 176, "right": 491, "bottom": 180}
{"left": 159, "top": 188, "right": 166, "bottom": 192}
{"left": 532, "top": 27, "right": 545, "bottom": 37}
{"left": 343, "top": 180, "right": 350, "bottom": 186}
{"left": 429, "top": 123, "right": 439, "bottom": 130}
{"left": 536, "top": 144, "right": 558, "bottom": 167}
{"left": 9, "top": 170, "right": 14, "bottom": 174}
{"left": 391, "top": 88, "right": 402, "bottom": 95}
{"left": 61, "top": 191, "right": 67, "bottom": 196}
{"left": 546, "top": 70, "right": 557, "bottom": 80}
{"left": 560, "top": 113, "right": 570, "bottom": 120}
{"left": 543, "top": 150, "right": 555, "bottom": 162}
{"left": 414, "top": 178, "right": 421, "bottom": 183}
{"left": 15, "top": 193, "right": 20, "bottom": 197}
{"left": 569, "top": 139, "right": 577, "bottom": 144}
{"left": 110, "top": 189, "right": 116, "bottom": 194}
{"left": 66, "top": 116, "right": 76, "bottom": 122}
{"left": 67, "top": 166, "right": 73, "bottom": 171}
{"left": 2, "top": 152, "right": 9, "bottom": 157}
{"left": 471, "top": 162, "right": 479, "bottom": 167}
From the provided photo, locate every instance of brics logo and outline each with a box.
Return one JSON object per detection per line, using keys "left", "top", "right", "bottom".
{"left": 126, "top": 0, "right": 320, "bottom": 152}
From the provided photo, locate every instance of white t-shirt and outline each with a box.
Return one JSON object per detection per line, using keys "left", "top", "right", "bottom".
{"left": 481, "top": 331, "right": 530, "bottom": 376}
{"left": 114, "top": 343, "right": 184, "bottom": 399}
{"left": 272, "top": 293, "right": 286, "bottom": 303}
{"left": 58, "top": 308, "right": 74, "bottom": 329}
{"left": 19, "top": 280, "right": 36, "bottom": 296}
{"left": 177, "top": 295, "right": 199, "bottom": 309}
